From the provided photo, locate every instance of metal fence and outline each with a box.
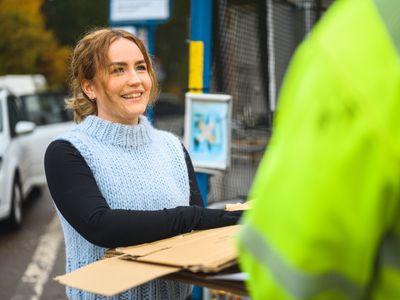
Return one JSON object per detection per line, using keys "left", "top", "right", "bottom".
{"left": 207, "top": 0, "right": 334, "bottom": 205}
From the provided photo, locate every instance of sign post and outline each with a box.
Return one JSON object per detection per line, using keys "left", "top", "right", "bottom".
{"left": 188, "top": 1, "right": 213, "bottom": 299}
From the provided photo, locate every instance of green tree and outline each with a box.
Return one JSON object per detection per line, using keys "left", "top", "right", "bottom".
{"left": 42, "top": 0, "right": 108, "bottom": 46}
{"left": 0, "top": 0, "right": 70, "bottom": 89}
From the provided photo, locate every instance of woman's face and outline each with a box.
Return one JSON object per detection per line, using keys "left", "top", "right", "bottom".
{"left": 83, "top": 38, "right": 152, "bottom": 125}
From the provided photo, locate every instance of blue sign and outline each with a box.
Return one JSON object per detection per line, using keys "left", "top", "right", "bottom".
{"left": 185, "top": 93, "right": 232, "bottom": 171}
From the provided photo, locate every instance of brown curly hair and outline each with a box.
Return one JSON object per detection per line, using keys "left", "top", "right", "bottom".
{"left": 66, "top": 28, "right": 159, "bottom": 123}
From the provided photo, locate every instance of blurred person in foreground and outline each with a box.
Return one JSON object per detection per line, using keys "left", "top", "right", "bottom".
{"left": 44, "top": 28, "right": 242, "bottom": 300}
{"left": 238, "top": 0, "right": 400, "bottom": 299}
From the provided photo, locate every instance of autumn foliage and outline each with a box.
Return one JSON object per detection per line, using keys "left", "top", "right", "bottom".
{"left": 0, "top": 0, "right": 71, "bottom": 89}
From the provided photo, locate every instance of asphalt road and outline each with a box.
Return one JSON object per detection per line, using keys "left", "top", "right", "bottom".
{"left": 0, "top": 186, "right": 66, "bottom": 300}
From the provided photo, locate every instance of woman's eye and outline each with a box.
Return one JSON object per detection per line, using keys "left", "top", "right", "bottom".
{"left": 111, "top": 67, "right": 124, "bottom": 74}
{"left": 137, "top": 65, "right": 147, "bottom": 71}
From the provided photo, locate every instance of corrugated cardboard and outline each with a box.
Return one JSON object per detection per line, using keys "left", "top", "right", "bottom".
{"left": 54, "top": 256, "right": 179, "bottom": 297}
{"left": 54, "top": 225, "right": 241, "bottom": 297}
{"left": 118, "top": 224, "right": 239, "bottom": 272}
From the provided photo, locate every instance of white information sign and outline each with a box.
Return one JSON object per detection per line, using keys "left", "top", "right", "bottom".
{"left": 184, "top": 93, "right": 232, "bottom": 172}
{"left": 110, "top": 0, "right": 169, "bottom": 23}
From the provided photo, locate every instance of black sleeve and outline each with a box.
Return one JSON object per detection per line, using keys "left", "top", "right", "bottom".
{"left": 182, "top": 144, "right": 204, "bottom": 207}
{"left": 44, "top": 140, "right": 242, "bottom": 248}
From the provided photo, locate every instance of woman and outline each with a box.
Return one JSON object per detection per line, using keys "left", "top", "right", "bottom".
{"left": 44, "top": 28, "right": 242, "bottom": 300}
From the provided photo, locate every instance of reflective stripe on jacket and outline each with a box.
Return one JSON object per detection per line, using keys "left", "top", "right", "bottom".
{"left": 238, "top": 0, "right": 400, "bottom": 299}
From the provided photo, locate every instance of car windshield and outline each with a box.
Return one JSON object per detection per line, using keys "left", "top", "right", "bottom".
{"left": 20, "top": 92, "right": 73, "bottom": 126}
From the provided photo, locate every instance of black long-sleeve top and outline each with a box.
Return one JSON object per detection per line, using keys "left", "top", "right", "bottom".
{"left": 44, "top": 140, "right": 242, "bottom": 248}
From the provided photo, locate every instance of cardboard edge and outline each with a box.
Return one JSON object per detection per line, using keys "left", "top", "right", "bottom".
{"left": 54, "top": 256, "right": 181, "bottom": 297}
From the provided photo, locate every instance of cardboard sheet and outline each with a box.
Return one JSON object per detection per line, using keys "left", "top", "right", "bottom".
{"left": 117, "top": 225, "right": 240, "bottom": 272}
{"left": 55, "top": 225, "right": 241, "bottom": 297}
{"left": 54, "top": 256, "right": 180, "bottom": 297}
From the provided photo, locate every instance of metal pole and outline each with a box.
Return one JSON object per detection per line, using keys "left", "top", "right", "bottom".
{"left": 189, "top": 0, "right": 213, "bottom": 209}
{"left": 190, "top": 1, "right": 213, "bottom": 299}
{"left": 146, "top": 25, "right": 156, "bottom": 123}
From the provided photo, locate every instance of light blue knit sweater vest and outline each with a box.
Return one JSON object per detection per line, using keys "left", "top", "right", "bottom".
{"left": 57, "top": 115, "right": 191, "bottom": 300}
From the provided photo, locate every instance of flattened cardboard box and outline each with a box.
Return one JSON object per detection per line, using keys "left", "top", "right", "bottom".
{"left": 55, "top": 225, "right": 240, "bottom": 297}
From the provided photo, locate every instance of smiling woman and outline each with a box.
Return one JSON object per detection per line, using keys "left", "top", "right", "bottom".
{"left": 65, "top": 28, "right": 158, "bottom": 124}
{"left": 44, "top": 28, "right": 243, "bottom": 300}
{"left": 81, "top": 38, "right": 153, "bottom": 125}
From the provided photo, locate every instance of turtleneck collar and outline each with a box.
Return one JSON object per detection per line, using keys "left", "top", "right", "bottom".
{"left": 78, "top": 115, "right": 154, "bottom": 147}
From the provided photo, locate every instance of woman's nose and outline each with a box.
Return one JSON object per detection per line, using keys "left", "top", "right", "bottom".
{"left": 127, "top": 70, "right": 141, "bottom": 85}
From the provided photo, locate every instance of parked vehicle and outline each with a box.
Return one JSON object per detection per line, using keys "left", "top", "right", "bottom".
{"left": 0, "top": 89, "right": 74, "bottom": 229}
{"left": 20, "top": 91, "right": 73, "bottom": 126}
{"left": 0, "top": 74, "right": 47, "bottom": 96}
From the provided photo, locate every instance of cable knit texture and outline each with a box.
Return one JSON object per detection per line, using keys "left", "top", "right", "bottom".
{"left": 57, "top": 115, "right": 191, "bottom": 300}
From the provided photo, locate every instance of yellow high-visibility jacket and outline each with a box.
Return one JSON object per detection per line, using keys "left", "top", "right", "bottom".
{"left": 238, "top": 0, "right": 400, "bottom": 299}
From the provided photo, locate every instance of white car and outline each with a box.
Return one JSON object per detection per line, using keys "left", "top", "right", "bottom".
{"left": 0, "top": 89, "right": 74, "bottom": 229}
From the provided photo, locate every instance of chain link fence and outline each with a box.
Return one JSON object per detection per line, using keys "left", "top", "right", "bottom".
{"left": 207, "top": 0, "right": 334, "bottom": 205}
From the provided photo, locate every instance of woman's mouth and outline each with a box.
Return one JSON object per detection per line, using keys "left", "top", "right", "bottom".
{"left": 121, "top": 92, "right": 142, "bottom": 100}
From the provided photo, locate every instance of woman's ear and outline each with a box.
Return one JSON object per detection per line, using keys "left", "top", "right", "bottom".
{"left": 81, "top": 79, "right": 96, "bottom": 100}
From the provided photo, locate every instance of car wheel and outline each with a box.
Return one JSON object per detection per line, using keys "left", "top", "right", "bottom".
{"left": 6, "top": 176, "right": 23, "bottom": 229}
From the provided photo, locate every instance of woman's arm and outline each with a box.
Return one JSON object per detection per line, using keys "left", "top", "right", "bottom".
{"left": 45, "top": 140, "right": 241, "bottom": 248}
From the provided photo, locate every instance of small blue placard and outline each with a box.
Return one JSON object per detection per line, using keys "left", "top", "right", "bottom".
{"left": 185, "top": 93, "right": 232, "bottom": 171}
